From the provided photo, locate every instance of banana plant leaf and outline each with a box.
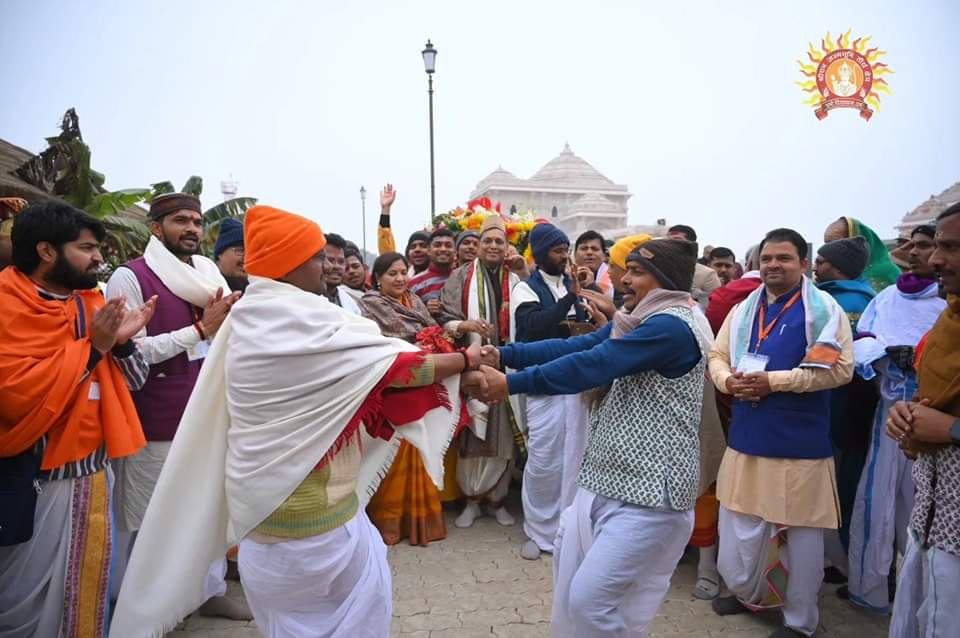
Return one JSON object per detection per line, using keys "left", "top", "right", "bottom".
{"left": 149, "top": 181, "right": 176, "bottom": 200}
{"left": 84, "top": 188, "right": 151, "bottom": 219}
{"left": 181, "top": 176, "right": 203, "bottom": 197}
{"left": 201, "top": 197, "right": 257, "bottom": 255}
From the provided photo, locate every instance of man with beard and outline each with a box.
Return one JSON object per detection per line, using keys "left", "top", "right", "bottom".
{"left": 320, "top": 233, "right": 360, "bottom": 314}
{"left": 843, "top": 224, "right": 946, "bottom": 613}
{"left": 213, "top": 218, "right": 248, "bottom": 293}
{"left": 456, "top": 230, "right": 480, "bottom": 267}
{"left": 887, "top": 203, "right": 960, "bottom": 637}
{"left": 511, "top": 223, "right": 594, "bottom": 560}
{"left": 438, "top": 215, "right": 522, "bottom": 528}
{"left": 340, "top": 246, "right": 368, "bottom": 304}
{"left": 0, "top": 200, "right": 154, "bottom": 637}
{"left": 105, "top": 192, "right": 248, "bottom": 619}
{"left": 409, "top": 229, "right": 456, "bottom": 317}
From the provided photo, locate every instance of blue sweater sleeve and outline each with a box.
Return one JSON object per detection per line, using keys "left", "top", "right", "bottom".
{"left": 506, "top": 315, "right": 701, "bottom": 396}
{"left": 500, "top": 323, "right": 612, "bottom": 369}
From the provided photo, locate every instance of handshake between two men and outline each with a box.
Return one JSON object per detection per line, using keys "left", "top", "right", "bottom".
{"left": 461, "top": 344, "right": 509, "bottom": 404}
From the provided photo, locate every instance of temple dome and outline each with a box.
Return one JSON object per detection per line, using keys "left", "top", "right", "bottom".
{"left": 568, "top": 192, "right": 622, "bottom": 216}
{"left": 474, "top": 165, "right": 521, "bottom": 192}
{"left": 530, "top": 143, "right": 616, "bottom": 189}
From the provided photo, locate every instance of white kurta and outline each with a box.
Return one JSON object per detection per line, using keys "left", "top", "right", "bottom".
{"left": 889, "top": 530, "right": 960, "bottom": 638}
{"left": 848, "top": 282, "right": 946, "bottom": 612}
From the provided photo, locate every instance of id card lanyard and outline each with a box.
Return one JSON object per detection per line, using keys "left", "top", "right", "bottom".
{"left": 754, "top": 289, "right": 802, "bottom": 353}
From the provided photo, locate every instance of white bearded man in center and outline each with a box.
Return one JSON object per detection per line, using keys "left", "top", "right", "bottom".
{"left": 110, "top": 205, "right": 478, "bottom": 638}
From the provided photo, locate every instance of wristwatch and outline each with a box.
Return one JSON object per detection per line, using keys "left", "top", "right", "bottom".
{"left": 950, "top": 419, "right": 960, "bottom": 446}
{"left": 951, "top": 418, "right": 960, "bottom": 447}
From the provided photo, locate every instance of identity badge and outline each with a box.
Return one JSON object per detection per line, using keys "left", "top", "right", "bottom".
{"left": 88, "top": 381, "right": 101, "bottom": 400}
{"left": 738, "top": 353, "right": 770, "bottom": 375}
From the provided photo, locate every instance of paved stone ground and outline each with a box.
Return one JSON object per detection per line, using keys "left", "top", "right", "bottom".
{"left": 169, "top": 497, "right": 890, "bottom": 637}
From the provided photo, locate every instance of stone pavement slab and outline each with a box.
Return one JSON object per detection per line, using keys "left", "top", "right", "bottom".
{"left": 171, "top": 503, "right": 890, "bottom": 637}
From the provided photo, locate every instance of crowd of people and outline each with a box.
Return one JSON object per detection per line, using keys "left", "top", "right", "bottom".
{"left": 0, "top": 184, "right": 958, "bottom": 638}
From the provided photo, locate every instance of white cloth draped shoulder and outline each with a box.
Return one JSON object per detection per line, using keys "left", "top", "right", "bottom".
{"left": 110, "top": 276, "right": 460, "bottom": 638}
{"left": 143, "top": 235, "right": 230, "bottom": 306}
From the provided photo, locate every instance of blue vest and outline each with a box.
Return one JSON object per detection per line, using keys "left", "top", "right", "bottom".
{"left": 728, "top": 289, "right": 833, "bottom": 459}
{"left": 523, "top": 269, "right": 587, "bottom": 324}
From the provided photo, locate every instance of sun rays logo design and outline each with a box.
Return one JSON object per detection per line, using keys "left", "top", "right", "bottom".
{"left": 796, "top": 30, "right": 893, "bottom": 121}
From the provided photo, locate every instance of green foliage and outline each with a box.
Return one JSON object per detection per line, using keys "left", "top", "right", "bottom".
{"left": 201, "top": 197, "right": 258, "bottom": 254}
{"left": 149, "top": 181, "right": 176, "bottom": 199}
{"left": 181, "top": 176, "right": 203, "bottom": 197}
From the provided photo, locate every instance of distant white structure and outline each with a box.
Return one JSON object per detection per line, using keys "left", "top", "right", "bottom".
{"left": 897, "top": 181, "right": 960, "bottom": 237}
{"left": 220, "top": 176, "right": 239, "bottom": 202}
{"left": 470, "top": 143, "right": 666, "bottom": 241}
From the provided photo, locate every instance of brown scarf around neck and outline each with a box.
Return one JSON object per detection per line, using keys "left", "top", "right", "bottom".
{"left": 917, "top": 295, "right": 960, "bottom": 416}
{"left": 359, "top": 291, "right": 436, "bottom": 343}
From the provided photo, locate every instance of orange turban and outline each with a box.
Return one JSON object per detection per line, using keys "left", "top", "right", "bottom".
{"left": 243, "top": 205, "right": 326, "bottom": 279}
{"left": 609, "top": 234, "right": 652, "bottom": 270}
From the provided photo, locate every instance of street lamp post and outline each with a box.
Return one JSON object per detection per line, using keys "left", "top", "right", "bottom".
{"left": 422, "top": 39, "right": 437, "bottom": 223}
{"left": 360, "top": 185, "right": 367, "bottom": 264}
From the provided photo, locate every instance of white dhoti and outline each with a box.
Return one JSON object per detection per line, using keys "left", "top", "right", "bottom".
{"left": 522, "top": 395, "right": 567, "bottom": 551}
{"left": 457, "top": 456, "right": 510, "bottom": 502}
{"left": 552, "top": 488, "right": 693, "bottom": 637}
{"left": 847, "top": 397, "right": 914, "bottom": 612}
{"left": 718, "top": 506, "right": 824, "bottom": 637}
{"left": 238, "top": 511, "right": 391, "bottom": 638}
{"left": 114, "top": 440, "right": 172, "bottom": 532}
{"left": 559, "top": 393, "right": 591, "bottom": 511}
{"left": 889, "top": 530, "right": 960, "bottom": 638}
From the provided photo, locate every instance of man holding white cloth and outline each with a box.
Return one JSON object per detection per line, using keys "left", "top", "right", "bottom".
{"left": 111, "top": 204, "right": 475, "bottom": 638}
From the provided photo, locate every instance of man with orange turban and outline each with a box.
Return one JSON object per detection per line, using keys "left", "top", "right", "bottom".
{"left": 112, "top": 205, "right": 481, "bottom": 638}
{"left": 0, "top": 200, "right": 154, "bottom": 638}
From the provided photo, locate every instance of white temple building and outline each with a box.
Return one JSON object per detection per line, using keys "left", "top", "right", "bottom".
{"left": 896, "top": 181, "right": 960, "bottom": 236}
{"left": 470, "top": 144, "right": 666, "bottom": 240}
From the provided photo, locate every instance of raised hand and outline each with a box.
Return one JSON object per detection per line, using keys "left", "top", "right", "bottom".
{"left": 479, "top": 344, "right": 500, "bottom": 369}
{"left": 579, "top": 289, "right": 615, "bottom": 320}
{"left": 380, "top": 183, "right": 396, "bottom": 213}
{"left": 91, "top": 297, "right": 127, "bottom": 353}
{"left": 576, "top": 266, "right": 595, "bottom": 288}
{"left": 201, "top": 288, "right": 242, "bottom": 337}
{"left": 116, "top": 295, "right": 158, "bottom": 344}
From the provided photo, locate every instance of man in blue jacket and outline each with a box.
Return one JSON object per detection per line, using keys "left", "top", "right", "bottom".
{"left": 478, "top": 239, "right": 711, "bottom": 637}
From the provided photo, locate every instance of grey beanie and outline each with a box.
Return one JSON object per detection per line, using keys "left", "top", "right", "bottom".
{"left": 818, "top": 236, "right": 870, "bottom": 279}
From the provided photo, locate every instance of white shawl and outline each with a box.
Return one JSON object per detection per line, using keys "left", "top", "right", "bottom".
{"left": 110, "top": 276, "right": 459, "bottom": 638}
{"left": 143, "top": 235, "right": 230, "bottom": 305}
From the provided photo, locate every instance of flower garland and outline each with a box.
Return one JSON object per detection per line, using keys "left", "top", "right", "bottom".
{"left": 433, "top": 196, "right": 549, "bottom": 263}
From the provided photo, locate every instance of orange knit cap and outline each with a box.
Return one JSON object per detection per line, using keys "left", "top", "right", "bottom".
{"left": 243, "top": 205, "right": 327, "bottom": 279}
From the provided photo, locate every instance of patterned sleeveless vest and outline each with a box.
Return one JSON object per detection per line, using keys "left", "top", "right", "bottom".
{"left": 578, "top": 306, "right": 705, "bottom": 510}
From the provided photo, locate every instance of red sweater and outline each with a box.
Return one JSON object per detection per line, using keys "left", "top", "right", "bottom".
{"left": 705, "top": 275, "right": 763, "bottom": 335}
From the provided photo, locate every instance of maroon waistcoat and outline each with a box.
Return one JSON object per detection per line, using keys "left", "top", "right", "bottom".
{"left": 124, "top": 258, "right": 202, "bottom": 441}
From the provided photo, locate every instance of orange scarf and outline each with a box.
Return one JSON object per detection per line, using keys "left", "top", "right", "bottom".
{"left": 0, "top": 268, "right": 145, "bottom": 469}
{"left": 916, "top": 295, "right": 960, "bottom": 416}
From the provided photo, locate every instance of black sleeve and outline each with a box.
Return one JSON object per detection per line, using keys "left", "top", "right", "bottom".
{"left": 379, "top": 214, "right": 391, "bottom": 228}
{"left": 514, "top": 293, "right": 577, "bottom": 342}
{"left": 86, "top": 349, "right": 103, "bottom": 372}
